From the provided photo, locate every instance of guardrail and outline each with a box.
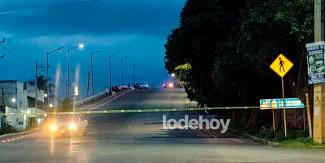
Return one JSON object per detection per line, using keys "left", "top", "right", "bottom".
{"left": 73, "top": 89, "right": 111, "bottom": 106}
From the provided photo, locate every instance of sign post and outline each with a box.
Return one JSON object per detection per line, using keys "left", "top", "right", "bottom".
{"left": 305, "top": 93, "right": 312, "bottom": 138}
{"left": 260, "top": 98, "right": 305, "bottom": 137}
{"left": 269, "top": 54, "right": 294, "bottom": 138}
{"left": 306, "top": 41, "right": 325, "bottom": 143}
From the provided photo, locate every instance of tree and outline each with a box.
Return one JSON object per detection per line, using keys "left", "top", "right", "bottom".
{"left": 28, "top": 75, "right": 54, "bottom": 94}
{"left": 165, "top": 0, "right": 313, "bottom": 130}
{"left": 60, "top": 98, "right": 73, "bottom": 112}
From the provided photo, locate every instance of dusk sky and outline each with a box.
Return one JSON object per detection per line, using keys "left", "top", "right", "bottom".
{"left": 0, "top": 0, "right": 185, "bottom": 97}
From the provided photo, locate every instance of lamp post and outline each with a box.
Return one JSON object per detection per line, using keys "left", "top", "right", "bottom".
{"left": 66, "top": 43, "right": 84, "bottom": 97}
{"left": 132, "top": 64, "right": 135, "bottom": 87}
{"left": 120, "top": 56, "right": 127, "bottom": 86}
{"left": 90, "top": 50, "right": 101, "bottom": 95}
{"left": 46, "top": 46, "right": 63, "bottom": 110}
{"left": 108, "top": 53, "right": 117, "bottom": 93}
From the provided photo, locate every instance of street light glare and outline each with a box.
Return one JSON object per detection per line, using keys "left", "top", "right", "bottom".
{"left": 78, "top": 43, "right": 84, "bottom": 49}
{"left": 11, "top": 98, "right": 16, "bottom": 103}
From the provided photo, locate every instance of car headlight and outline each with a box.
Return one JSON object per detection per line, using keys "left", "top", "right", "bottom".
{"left": 68, "top": 123, "right": 77, "bottom": 131}
{"left": 49, "top": 124, "right": 57, "bottom": 132}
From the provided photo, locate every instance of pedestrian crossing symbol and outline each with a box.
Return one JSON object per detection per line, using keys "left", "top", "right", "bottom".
{"left": 270, "top": 54, "right": 293, "bottom": 78}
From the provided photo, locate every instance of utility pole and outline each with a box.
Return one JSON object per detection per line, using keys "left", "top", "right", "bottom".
{"left": 46, "top": 52, "right": 48, "bottom": 109}
{"left": 87, "top": 72, "right": 91, "bottom": 96}
{"left": 121, "top": 58, "right": 124, "bottom": 86}
{"left": 313, "top": 0, "right": 325, "bottom": 144}
{"left": 109, "top": 54, "right": 117, "bottom": 93}
{"left": 67, "top": 51, "right": 71, "bottom": 97}
{"left": 120, "top": 56, "right": 127, "bottom": 86}
{"left": 89, "top": 50, "right": 101, "bottom": 96}
{"left": 132, "top": 64, "right": 135, "bottom": 87}
{"left": 35, "top": 62, "right": 47, "bottom": 111}
{"left": 1, "top": 87, "right": 5, "bottom": 129}
{"left": 35, "top": 61, "right": 38, "bottom": 111}
{"left": 66, "top": 44, "right": 84, "bottom": 97}
{"left": 0, "top": 38, "right": 5, "bottom": 59}
{"left": 46, "top": 47, "right": 63, "bottom": 110}
{"left": 91, "top": 55, "right": 94, "bottom": 95}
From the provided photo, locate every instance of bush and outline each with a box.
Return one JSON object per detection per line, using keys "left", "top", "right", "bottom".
{"left": 0, "top": 119, "right": 18, "bottom": 135}
{"left": 60, "top": 98, "right": 73, "bottom": 112}
{"left": 257, "top": 126, "right": 274, "bottom": 139}
{"left": 26, "top": 117, "right": 38, "bottom": 130}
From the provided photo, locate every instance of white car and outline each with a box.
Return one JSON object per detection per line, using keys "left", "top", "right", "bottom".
{"left": 139, "top": 82, "right": 149, "bottom": 89}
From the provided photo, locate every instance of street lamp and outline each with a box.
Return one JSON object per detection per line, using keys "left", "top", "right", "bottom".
{"left": 46, "top": 46, "right": 63, "bottom": 110}
{"left": 171, "top": 73, "right": 176, "bottom": 77}
{"left": 74, "top": 85, "right": 79, "bottom": 96}
{"left": 109, "top": 53, "right": 118, "bottom": 93}
{"left": 90, "top": 50, "right": 101, "bottom": 95}
{"left": 120, "top": 56, "right": 127, "bottom": 86}
{"left": 11, "top": 97, "right": 16, "bottom": 103}
{"left": 66, "top": 43, "right": 84, "bottom": 97}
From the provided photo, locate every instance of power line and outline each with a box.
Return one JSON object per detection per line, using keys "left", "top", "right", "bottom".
{"left": 0, "top": 0, "right": 102, "bottom": 15}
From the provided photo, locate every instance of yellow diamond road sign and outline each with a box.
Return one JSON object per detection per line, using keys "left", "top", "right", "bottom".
{"left": 270, "top": 54, "right": 293, "bottom": 78}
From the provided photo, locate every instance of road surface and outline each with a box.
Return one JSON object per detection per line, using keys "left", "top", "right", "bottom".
{"left": 1, "top": 88, "right": 325, "bottom": 162}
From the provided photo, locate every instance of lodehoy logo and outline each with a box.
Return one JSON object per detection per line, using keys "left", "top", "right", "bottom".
{"left": 162, "top": 115, "right": 231, "bottom": 133}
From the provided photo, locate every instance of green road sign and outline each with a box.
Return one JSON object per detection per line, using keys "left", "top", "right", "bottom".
{"left": 260, "top": 98, "right": 305, "bottom": 110}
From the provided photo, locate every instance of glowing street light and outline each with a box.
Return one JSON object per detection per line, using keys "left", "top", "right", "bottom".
{"left": 11, "top": 98, "right": 16, "bottom": 103}
{"left": 49, "top": 103, "right": 53, "bottom": 108}
{"left": 78, "top": 43, "right": 84, "bottom": 49}
{"left": 74, "top": 85, "right": 79, "bottom": 96}
{"left": 66, "top": 43, "right": 85, "bottom": 96}
{"left": 44, "top": 93, "right": 48, "bottom": 98}
{"left": 171, "top": 73, "right": 176, "bottom": 77}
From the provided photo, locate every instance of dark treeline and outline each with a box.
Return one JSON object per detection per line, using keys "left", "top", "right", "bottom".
{"left": 165, "top": 0, "right": 312, "bottom": 106}
{"left": 165, "top": 0, "right": 313, "bottom": 131}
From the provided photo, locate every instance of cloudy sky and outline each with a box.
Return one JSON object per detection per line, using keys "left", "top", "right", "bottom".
{"left": 0, "top": 0, "right": 184, "bottom": 97}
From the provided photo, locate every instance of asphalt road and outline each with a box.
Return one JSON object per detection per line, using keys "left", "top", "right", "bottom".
{"left": 1, "top": 88, "right": 325, "bottom": 163}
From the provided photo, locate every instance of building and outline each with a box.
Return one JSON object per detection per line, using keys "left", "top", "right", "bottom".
{"left": 0, "top": 80, "right": 46, "bottom": 130}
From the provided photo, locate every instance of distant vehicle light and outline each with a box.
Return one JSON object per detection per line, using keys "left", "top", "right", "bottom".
{"left": 68, "top": 123, "right": 77, "bottom": 131}
{"left": 49, "top": 124, "right": 57, "bottom": 132}
{"left": 168, "top": 83, "right": 174, "bottom": 88}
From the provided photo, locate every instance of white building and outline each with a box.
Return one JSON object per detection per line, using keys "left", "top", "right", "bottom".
{"left": 0, "top": 80, "right": 46, "bottom": 130}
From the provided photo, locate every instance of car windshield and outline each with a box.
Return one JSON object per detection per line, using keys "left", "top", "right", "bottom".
{"left": 1, "top": 1, "right": 325, "bottom": 163}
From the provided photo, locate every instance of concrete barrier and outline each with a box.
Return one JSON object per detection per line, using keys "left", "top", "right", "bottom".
{"left": 74, "top": 89, "right": 111, "bottom": 106}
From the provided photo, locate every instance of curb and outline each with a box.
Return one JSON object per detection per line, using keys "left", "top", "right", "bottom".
{"left": 231, "top": 129, "right": 280, "bottom": 147}
{"left": 241, "top": 133, "right": 280, "bottom": 146}
{"left": 0, "top": 127, "right": 41, "bottom": 142}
